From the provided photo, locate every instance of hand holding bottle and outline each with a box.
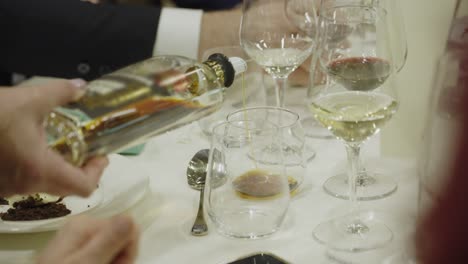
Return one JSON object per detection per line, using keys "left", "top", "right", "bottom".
{"left": 0, "top": 79, "right": 108, "bottom": 197}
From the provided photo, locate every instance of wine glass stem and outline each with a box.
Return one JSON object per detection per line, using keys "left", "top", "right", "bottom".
{"left": 307, "top": 52, "right": 320, "bottom": 99}
{"left": 273, "top": 76, "right": 287, "bottom": 108}
{"left": 345, "top": 143, "right": 361, "bottom": 213}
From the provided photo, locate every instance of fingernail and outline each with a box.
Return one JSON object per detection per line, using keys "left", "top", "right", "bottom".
{"left": 115, "top": 216, "right": 133, "bottom": 235}
{"left": 69, "top": 78, "right": 87, "bottom": 89}
{"left": 69, "top": 79, "right": 87, "bottom": 100}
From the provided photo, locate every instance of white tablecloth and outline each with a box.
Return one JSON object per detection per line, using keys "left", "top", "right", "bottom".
{"left": 127, "top": 122, "right": 418, "bottom": 264}
{"left": 0, "top": 120, "right": 418, "bottom": 264}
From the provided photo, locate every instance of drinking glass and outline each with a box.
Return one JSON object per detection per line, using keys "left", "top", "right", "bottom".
{"left": 198, "top": 46, "right": 266, "bottom": 137}
{"left": 227, "top": 107, "right": 309, "bottom": 194}
{"left": 205, "top": 120, "right": 290, "bottom": 239}
{"left": 284, "top": 0, "right": 335, "bottom": 139}
{"left": 314, "top": 0, "right": 407, "bottom": 201}
{"left": 301, "top": 0, "right": 406, "bottom": 138}
{"left": 310, "top": 4, "right": 398, "bottom": 251}
{"left": 240, "top": 0, "right": 316, "bottom": 108}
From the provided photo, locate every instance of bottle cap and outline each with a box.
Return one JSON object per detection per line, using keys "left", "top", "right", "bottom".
{"left": 207, "top": 53, "right": 235, "bottom": 87}
{"left": 228, "top": 57, "right": 248, "bottom": 76}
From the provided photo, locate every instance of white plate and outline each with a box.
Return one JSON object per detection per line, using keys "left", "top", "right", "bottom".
{"left": 0, "top": 154, "right": 149, "bottom": 233}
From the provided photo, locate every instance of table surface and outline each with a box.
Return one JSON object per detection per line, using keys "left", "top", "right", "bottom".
{"left": 0, "top": 0, "right": 457, "bottom": 263}
{"left": 132, "top": 126, "right": 418, "bottom": 264}
{"left": 0, "top": 121, "right": 418, "bottom": 264}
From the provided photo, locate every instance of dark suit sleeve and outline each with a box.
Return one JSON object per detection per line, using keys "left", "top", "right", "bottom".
{"left": 173, "top": 0, "right": 241, "bottom": 11}
{"left": 0, "top": 0, "right": 161, "bottom": 81}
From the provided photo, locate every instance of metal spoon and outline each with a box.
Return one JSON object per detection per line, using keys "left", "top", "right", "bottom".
{"left": 187, "top": 149, "right": 210, "bottom": 236}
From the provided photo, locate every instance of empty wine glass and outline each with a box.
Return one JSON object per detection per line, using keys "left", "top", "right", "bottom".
{"left": 314, "top": 0, "right": 407, "bottom": 201}
{"left": 310, "top": 4, "right": 398, "bottom": 251}
{"left": 240, "top": 0, "right": 316, "bottom": 108}
{"left": 205, "top": 120, "right": 290, "bottom": 239}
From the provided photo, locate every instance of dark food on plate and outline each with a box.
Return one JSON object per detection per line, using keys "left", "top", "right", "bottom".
{"left": 0, "top": 195, "right": 71, "bottom": 221}
{"left": 0, "top": 197, "right": 8, "bottom": 205}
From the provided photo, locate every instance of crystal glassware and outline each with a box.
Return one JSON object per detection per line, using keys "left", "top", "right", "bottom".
{"left": 240, "top": 0, "right": 316, "bottom": 108}
{"left": 284, "top": 0, "right": 335, "bottom": 139}
{"left": 310, "top": 4, "right": 398, "bottom": 251}
{"left": 314, "top": 0, "right": 407, "bottom": 201}
{"left": 227, "top": 106, "right": 311, "bottom": 194}
{"left": 205, "top": 120, "right": 290, "bottom": 239}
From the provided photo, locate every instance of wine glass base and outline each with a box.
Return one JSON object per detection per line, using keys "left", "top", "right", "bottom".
{"left": 323, "top": 172, "right": 398, "bottom": 201}
{"left": 313, "top": 211, "right": 393, "bottom": 252}
{"left": 382, "top": 252, "right": 417, "bottom": 264}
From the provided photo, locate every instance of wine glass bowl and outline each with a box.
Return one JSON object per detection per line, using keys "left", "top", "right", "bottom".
{"left": 318, "top": 5, "right": 394, "bottom": 92}
{"left": 285, "top": 0, "right": 319, "bottom": 37}
{"left": 240, "top": 0, "right": 316, "bottom": 107}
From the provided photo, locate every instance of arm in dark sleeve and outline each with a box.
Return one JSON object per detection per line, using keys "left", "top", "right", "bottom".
{"left": 0, "top": 0, "right": 161, "bottom": 80}
{"left": 173, "top": 0, "right": 241, "bottom": 11}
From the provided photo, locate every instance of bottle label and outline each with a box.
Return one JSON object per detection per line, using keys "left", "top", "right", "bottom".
{"left": 74, "top": 73, "right": 156, "bottom": 118}
{"left": 87, "top": 79, "right": 126, "bottom": 96}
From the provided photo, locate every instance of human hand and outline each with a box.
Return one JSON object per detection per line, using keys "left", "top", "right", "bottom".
{"left": 0, "top": 79, "right": 108, "bottom": 197}
{"left": 38, "top": 215, "right": 139, "bottom": 264}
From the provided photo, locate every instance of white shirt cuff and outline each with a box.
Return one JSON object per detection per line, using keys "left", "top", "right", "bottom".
{"left": 153, "top": 7, "right": 203, "bottom": 59}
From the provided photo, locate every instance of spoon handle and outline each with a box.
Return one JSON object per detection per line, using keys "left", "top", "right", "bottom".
{"left": 191, "top": 188, "right": 208, "bottom": 236}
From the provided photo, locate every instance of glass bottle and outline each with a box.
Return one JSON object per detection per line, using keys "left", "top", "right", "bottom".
{"left": 46, "top": 53, "right": 247, "bottom": 166}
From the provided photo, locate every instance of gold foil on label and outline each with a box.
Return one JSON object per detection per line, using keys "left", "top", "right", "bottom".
{"left": 204, "top": 61, "right": 225, "bottom": 87}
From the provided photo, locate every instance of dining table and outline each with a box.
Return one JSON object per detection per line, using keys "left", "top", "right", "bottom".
{"left": 0, "top": 0, "right": 458, "bottom": 263}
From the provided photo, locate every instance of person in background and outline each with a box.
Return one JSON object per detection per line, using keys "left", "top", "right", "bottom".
{"left": 111, "top": 0, "right": 242, "bottom": 11}
{"left": 0, "top": 0, "right": 241, "bottom": 86}
{"left": 0, "top": 0, "right": 310, "bottom": 88}
{"left": 0, "top": 79, "right": 139, "bottom": 264}
{"left": 415, "top": 51, "right": 468, "bottom": 262}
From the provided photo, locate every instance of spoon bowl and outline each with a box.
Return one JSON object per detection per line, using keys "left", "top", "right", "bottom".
{"left": 187, "top": 149, "right": 209, "bottom": 191}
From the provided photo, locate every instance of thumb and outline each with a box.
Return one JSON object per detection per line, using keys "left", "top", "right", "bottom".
{"left": 77, "top": 215, "right": 136, "bottom": 264}
{"left": 30, "top": 79, "right": 87, "bottom": 114}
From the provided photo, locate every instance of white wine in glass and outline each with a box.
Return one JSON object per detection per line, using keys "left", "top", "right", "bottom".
{"left": 311, "top": 91, "right": 397, "bottom": 142}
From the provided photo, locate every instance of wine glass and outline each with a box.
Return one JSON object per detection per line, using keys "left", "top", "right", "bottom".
{"left": 310, "top": 4, "right": 398, "bottom": 251}
{"left": 240, "top": 0, "right": 316, "bottom": 108}
{"left": 284, "top": 0, "right": 335, "bottom": 139}
{"left": 204, "top": 120, "right": 290, "bottom": 239}
{"left": 315, "top": 0, "right": 407, "bottom": 201}
{"left": 292, "top": 0, "right": 406, "bottom": 140}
